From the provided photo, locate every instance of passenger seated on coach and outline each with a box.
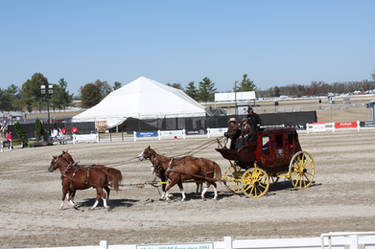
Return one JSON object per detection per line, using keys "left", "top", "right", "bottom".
{"left": 236, "top": 118, "right": 254, "bottom": 151}
{"left": 224, "top": 118, "right": 240, "bottom": 149}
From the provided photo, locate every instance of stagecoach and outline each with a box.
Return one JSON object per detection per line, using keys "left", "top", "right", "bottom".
{"left": 216, "top": 127, "right": 315, "bottom": 198}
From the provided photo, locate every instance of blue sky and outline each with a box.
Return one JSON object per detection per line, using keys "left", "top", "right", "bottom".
{"left": 0, "top": 1, "right": 374, "bottom": 95}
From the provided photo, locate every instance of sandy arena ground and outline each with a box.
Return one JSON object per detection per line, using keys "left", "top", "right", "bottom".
{"left": 1, "top": 129, "right": 375, "bottom": 248}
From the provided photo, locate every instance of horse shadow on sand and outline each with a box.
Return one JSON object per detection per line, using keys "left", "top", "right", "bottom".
{"left": 77, "top": 198, "right": 138, "bottom": 211}
{"left": 166, "top": 190, "right": 236, "bottom": 201}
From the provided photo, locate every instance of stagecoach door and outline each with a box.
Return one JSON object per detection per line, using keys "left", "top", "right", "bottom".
{"left": 258, "top": 134, "right": 289, "bottom": 168}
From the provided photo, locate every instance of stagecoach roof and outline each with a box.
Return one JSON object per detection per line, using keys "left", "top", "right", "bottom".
{"left": 72, "top": 76, "right": 206, "bottom": 128}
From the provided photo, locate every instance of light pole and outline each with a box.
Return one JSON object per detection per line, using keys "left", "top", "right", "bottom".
{"left": 40, "top": 84, "right": 53, "bottom": 136}
{"left": 234, "top": 80, "right": 238, "bottom": 118}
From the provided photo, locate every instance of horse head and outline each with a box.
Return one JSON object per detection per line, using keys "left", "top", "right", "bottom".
{"left": 48, "top": 154, "right": 71, "bottom": 173}
{"left": 48, "top": 156, "right": 60, "bottom": 172}
{"left": 137, "top": 145, "right": 155, "bottom": 161}
{"left": 61, "top": 150, "right": 74, "bottom": 164}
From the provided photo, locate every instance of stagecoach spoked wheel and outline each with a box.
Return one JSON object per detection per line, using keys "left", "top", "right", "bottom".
{"left": 241, "top": 167, "right": 270, "bottom": 198}
{"left": 289, "top": 151, "right": 315, "bottom": 189}
{"left": 223, "top": 162, "right": 243, "bottom": 194}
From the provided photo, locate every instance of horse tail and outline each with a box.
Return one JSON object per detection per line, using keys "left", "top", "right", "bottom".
{"left": 103, "top": 167, "right": 123, "bottom": 191}
{"left": 213, "top": 161, "right": 222, "bottom": 183}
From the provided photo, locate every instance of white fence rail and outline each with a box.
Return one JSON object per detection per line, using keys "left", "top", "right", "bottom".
{"left": 25, "top": 233, "right": 375, "bottom": 249}
{"left": 72, "top": 133, "right": 99, "bottom": 144}
{"left": 306, "top": 121, "right": 361, "bottom": 133}
{"left": 133, "top": 129, "right": 186, "bottom": 141}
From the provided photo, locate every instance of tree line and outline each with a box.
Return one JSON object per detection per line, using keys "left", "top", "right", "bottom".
{"left": 257, "top": 80, "right": 375, "bottom": 98}
{"left": 0, "top": 72, "right": 374, "bottom": 112}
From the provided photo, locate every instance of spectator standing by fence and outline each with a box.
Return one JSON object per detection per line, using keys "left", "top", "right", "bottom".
{"left": 71, "top": 126, "right": 78, "bottom": 135}
{"left": 6, "top": 131, "right": 12, "bottom": 150}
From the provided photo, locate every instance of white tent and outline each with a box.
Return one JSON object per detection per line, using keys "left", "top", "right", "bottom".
{"left": 72, "top": 76, "right": 206, "bottom": 128}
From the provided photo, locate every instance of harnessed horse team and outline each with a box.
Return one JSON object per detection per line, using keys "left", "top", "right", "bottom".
{"left": 49, "top": 147, "right": 222, "bottom": 210}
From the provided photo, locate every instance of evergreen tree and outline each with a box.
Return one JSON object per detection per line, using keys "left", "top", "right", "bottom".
{"left": 34, "top": 118, "right": 44, "bottom": 142}
{"left": 167, "top": 83, "right": 183, "bottom": 90}
{"left": 50, "top": 78, "right": 73, "bottom": 110}
{"left": 113, "top": 81, "right": 122, "bottom": 90}
{"left": 185, "top": 81, "right": 198, "bottom": 100}
{"left": 198, "top": 77, "right": 216, "bottom": 102}
{"left": 14, "top": 122, "right": 28, "bottom": 147}
{"left": 234, "top": 74, "right": 257, "bottom": 92}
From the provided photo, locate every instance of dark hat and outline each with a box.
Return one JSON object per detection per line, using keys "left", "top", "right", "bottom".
{"left": 247, "top": 106, "right": 253, "bottom": 112}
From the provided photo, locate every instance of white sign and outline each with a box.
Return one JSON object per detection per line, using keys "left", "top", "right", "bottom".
{"left": 158, "top": 129, "right": 186, "bottom": 139}
{"left": 72, "top": 133, "right": 99, "bottom": 144}
{"left": 215, "top": 91, "right": 256, "bottom": 102}
{"left": 137, "top": 242, "right": 213, "bottom": 249}
{"left": 207, "top": 127, "right": 227, "bottom": 138}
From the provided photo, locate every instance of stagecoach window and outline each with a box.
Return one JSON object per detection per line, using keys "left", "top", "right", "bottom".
{"left": 275, "top": 135, "right": 283, "bottom": 148}
{"left": 262, "top": 136, "right": 270, "bottom": 154}
{"left": 288, "top": 134, "right": 294, "bottom": 147}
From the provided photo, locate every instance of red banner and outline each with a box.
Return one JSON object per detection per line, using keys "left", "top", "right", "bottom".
{"left": 335, "top": 122, "right": 357, "bottom": 129}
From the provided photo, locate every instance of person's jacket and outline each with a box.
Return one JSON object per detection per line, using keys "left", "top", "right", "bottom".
{"left": 225, "top": 122, "right": 241, "bottom": 139}
{"left": 247, "top": 113, "right": 262, "bottom": 130}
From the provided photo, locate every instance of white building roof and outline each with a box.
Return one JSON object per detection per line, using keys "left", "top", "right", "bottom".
{"left": 72, "top": 76, "right": 206, "bottom": 128}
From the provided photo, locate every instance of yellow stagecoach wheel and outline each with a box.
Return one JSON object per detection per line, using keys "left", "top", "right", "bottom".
{"left": 289, "top": 151, "right": 315, "bottom": 189}
{"left": 241, "top": 167, "right": 270, "bottom": 198}
{"left": 223, "top": 162, "right": 243, "bottom": 194}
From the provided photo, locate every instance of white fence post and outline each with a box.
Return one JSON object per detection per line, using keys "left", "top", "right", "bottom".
{"left": 207, "top": 128, "right": 211, "bottom": 138}
{"left": 0, "top": 141, "right": 3, "bottom": 152}
{"left": 224, "top": 236, "right": 232, "bottom": 249}
{"left": 133, "top": 131, "right": 137, "bottom": 142}
{"left": 349, "top": 235, "right": 359, "bottom": 249}
{"left": 99, "top": 240, "right": 108, "bottom": 249}
{"left": 357, "top": 120, "right": 360, "bottom": 132}
{"left": 158, "top": 130, "right": 161, "bottom": 140}
{"left": 182, "top": 129, "right": 186, "bottom": 139}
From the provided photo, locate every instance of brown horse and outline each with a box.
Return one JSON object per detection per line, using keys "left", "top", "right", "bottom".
{"left": 59, "top": 150, "right": 123, "bottom": 202}
{"left": 137, "top": 146, "right": 222, "bottom": 201}
{"left": 48, "top": 154, "right": 122, "bottom": 209}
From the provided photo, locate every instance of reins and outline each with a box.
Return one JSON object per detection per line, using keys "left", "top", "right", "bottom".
{"left": 169, "top": 137, "right": 221, "bottom": 157}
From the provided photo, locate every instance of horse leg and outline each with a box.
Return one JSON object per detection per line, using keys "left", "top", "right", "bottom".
{"left": 90, "top": 187, "right": 102, "bottom": 210}
{"left": 91, "top": 187, "right": 108, "bottom": 210}
{"left": 201, "top": 182, "right": 210, "bottom": 201}
{"left": 68, "top": 190, "right": 77, "bottom": 207}
{"left": 164, "top": 180, "right": 177, "bottom": 201}
{"left": 104, "top": 186, "right": 110, "bottom": 203}
{"left": 60, "top": 186, "right": 68, "bottom": 209}
{"left": 160, "top": 183, "right": 166, "bottom": 200}
{"left": 212, "top": 182, "right": 218, "bottom": 200}
{"left": 195, "top": 182, "right": 202, "bottom": 194}
{"left": 102, "top": 190, "right": 108, "bottom": 209}
{"left": 177, "top": 182, "right": 185, "bottom": 201}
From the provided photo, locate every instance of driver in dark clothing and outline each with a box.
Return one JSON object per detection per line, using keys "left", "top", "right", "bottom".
{"left": 247, "top": 106, "right": 262, "bottom": 142}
